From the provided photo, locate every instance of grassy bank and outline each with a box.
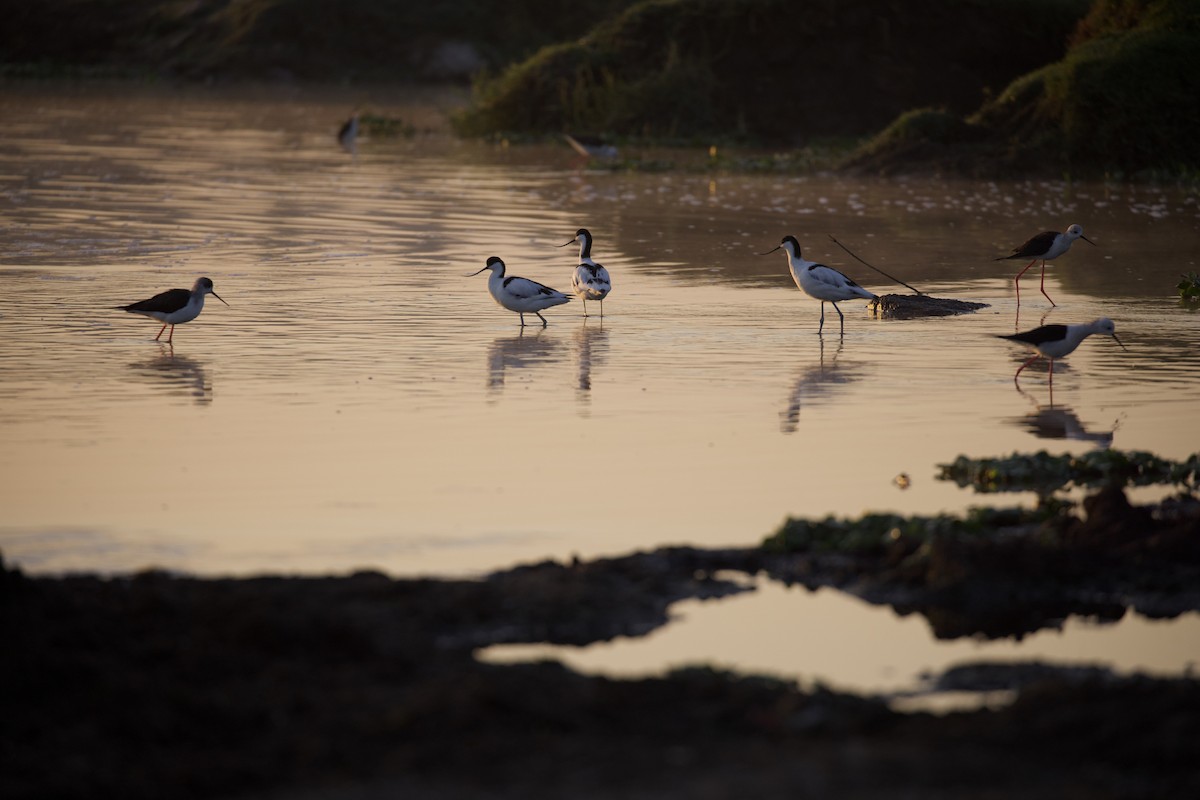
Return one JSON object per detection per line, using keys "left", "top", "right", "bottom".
{"left": 5, "top": 0, "right": 1195, "bottom": 178}
{"left": 843, "top": 0, "right": 1200, "bottom": 177}
{"left": 0, "top": 0, "right": 637, "bottom": 81}
{"left": 454, "top": 0, "right": 1088, "bottom": 144}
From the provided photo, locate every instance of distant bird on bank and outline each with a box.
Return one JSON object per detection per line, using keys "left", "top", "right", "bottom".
{"left": 996, "top": 317, "right": 1126, "bottom": 383}
{"left": 559, "top": 228, "right": 612, "bottom": 318}
{"left": 469, "top": 256, "right": 571, "bottom": 327}
{"left": 996, "top": 224, "right": 1095, "bottom": 307}
{"left": 338, "top": 112, "right": 360, "bottom": 154}
{"left": 761, "top": 235, "right": 877, "bottom": 334}
{"left": 118, "top": 277, "right": 229, "bottom": 344}
{"left": 563, "top": 134, "right": 618, "bottom": 162}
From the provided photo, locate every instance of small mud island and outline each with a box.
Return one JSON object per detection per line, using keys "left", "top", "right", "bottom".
{"left": 871, "top": 294, "right": 989, "bottom": 319}
{"left": 5, "top": 450, "right": 1200, "bottom": 799}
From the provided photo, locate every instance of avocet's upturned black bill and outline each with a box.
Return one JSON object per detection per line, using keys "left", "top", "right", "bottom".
{"left": 559, "top": 228, "right": 612, "bottom": 318}
{"left": 469, "top": 256, "right": 571, "bottom": 327}
{"left": 118, "top": 277, "right": 229, "bottom": 344}
{"left": 996, "top": 224, "right": 1095, "bottom": 307}
{"left": 996, "top": 317, "right": 1126, "bottom": 384}
{"left": 761, "top": 235, "right": 877, "bottom": 335}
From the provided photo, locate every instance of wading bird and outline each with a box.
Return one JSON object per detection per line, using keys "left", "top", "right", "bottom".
{"left": 560, "top": 228, "right": 612, "bottom": 318}
{"left": 118, "top": 277, "right": 228, "bottom": 344}
{"left": 761, "top": 236, "right": 877, "bottom": 334}
{"left": 996, "top": 224, "right": 1095, "bottom": 307}
{"left": 996, "top": 317, "right": 1126, "bottom": 383}
{"left": 469, "top": 256, "right": 571, "bottom": 327}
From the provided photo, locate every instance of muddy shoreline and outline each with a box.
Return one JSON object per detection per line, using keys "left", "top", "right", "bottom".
{"left": 5, "top": 485, "right": 1200, "bottom": 799}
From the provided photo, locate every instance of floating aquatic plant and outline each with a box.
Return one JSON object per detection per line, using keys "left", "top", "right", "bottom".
{"left": 937, "top": 450, "right": 1200, "bottom": 494}
{"left": 761, "top": 506, "right": 1050, "bottom": 555}
{"left": 763, "top": 449, "right": 1197, "bottom": 556}
{"left": 1178, "top": 272, "right": 1200, "bottom": 302}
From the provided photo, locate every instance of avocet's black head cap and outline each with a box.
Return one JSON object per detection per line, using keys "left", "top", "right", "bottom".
{"left": 758, "top": 235, "right": 800, "bottom": 256}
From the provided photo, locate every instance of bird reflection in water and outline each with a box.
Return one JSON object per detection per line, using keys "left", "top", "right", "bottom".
{"left": 779, "top": 337, "right": 858, "bottom": 434}
{"left": 486, "top": 330, "right": 565, "bottom": 396}
{"left": 128, "top": 345, "right": 212, "bottom": 405}
{"left": 574, "top": 321, "right": 609, "bottom": 406}
{"left": 1011, "top": 384, "right": 1118, "bottom": 448}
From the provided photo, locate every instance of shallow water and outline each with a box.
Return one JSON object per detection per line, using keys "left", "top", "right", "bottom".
{"left": 482, "top": 579, "right": 1200, "bottom": 710}
{"left": 2, "top": 83, "right": 1199, "bottom": 698}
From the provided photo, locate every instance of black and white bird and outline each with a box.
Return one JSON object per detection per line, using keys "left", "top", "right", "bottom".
{"left": 118, "top": 277, "right": 228, "bottom": 344}
{"left": 469, "top": 256, "right": 571, "bottom": 327}
{"left": 560, "top": 228, "right": 612, "bottom": 318}
{"left": 996, "top": 317, "right": 1126, "bottom": 382}
{"left": 761, "top": 236, "right": 877, "bottom": 334}
{"left": 996, "top": 224, "right": 1095, "bottom": 307}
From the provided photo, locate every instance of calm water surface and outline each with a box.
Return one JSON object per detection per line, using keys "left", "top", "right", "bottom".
{"left": 2, "top": 84, "right": 1198, "bottom": 699}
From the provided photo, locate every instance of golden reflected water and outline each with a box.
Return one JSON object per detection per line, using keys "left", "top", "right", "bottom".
{"left": 2, "top": 84, "right": 1199, "bottom": 694}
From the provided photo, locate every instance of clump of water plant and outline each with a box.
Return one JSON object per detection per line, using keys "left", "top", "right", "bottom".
{"left": 1178, "top": 272, "right": 1200, "bottom": 301}
{"left": 764, "top": 449, "right": 1198, "bottom": 557}
{"left": 938, "top": 450, "right": 1200, "bottom": 494}
{"left": 761, "top": 506, "right": 1051, "bottom": 556}
{"left": 361, "top": 113, "right": 416, "bottom": 138}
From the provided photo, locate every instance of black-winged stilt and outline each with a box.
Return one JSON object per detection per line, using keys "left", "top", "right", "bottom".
{"left": 761, "top": 236, "right": 877, "bottom": 335}
{"left": 996, "top": 317, "right": 1126, "bottom": 383}
{"left": 118, "top": 277, "right": 228, "bottom": 344}
{"left": 469, "top": 256, "right": 571, "bottom": 327}
{"left": 559, "top": 228, "right": 612, "bottom": 318}
{"left": 996, "top": 224, "right": 1095, "bottom": 307}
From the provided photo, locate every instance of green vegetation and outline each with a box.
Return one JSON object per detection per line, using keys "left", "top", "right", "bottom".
{"left": 843, "top": 108, "right": 983, "bottom": 174}
{"left": 938, "top": 450, "right": 1200, "bottom": 494}
{"left": 763, "top": 448, "right": 1197, "bottom": 557}
{"left": 761, "top": 506, "right": 1050, "bottom": 556}
{"left": 1178, "top": 272, "right": 1200, "bottom": 301}
{"left": 5, "top": 0, "right": 1195, "bottom": 178}
{"left": 0, "top": 0, "right": 637, "bottom": 81}
{"left": 454, "top": 0, "right": 1087, "bottom": 144}
{"left": 844, "top": 0, "right": 1200, "bottom": 177}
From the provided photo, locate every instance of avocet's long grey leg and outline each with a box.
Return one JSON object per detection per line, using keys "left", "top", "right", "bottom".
{"left": 536, "top": 311, "right": 548, "bottom": 327}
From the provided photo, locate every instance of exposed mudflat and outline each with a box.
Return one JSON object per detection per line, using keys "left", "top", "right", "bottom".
{"left": 4, "top": 487, "right": 1200, "bottom": 799}
{"left": 870, "top": 293, "right": 990, "bottom": 319}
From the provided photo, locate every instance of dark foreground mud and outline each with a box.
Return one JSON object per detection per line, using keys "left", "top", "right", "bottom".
{"left": 4, "top": 486, "right": 1200, "bottom": 799}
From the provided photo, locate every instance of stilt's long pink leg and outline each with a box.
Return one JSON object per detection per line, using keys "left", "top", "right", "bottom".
{"left": 1013, "top": 354, "right": 1040, "bottom": 383}
{"left": 1039, "top": 261, "right": 1056, "bottom": 306}
{"left": 1014, "top": 258, "right": 1037, "bottom": 305}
